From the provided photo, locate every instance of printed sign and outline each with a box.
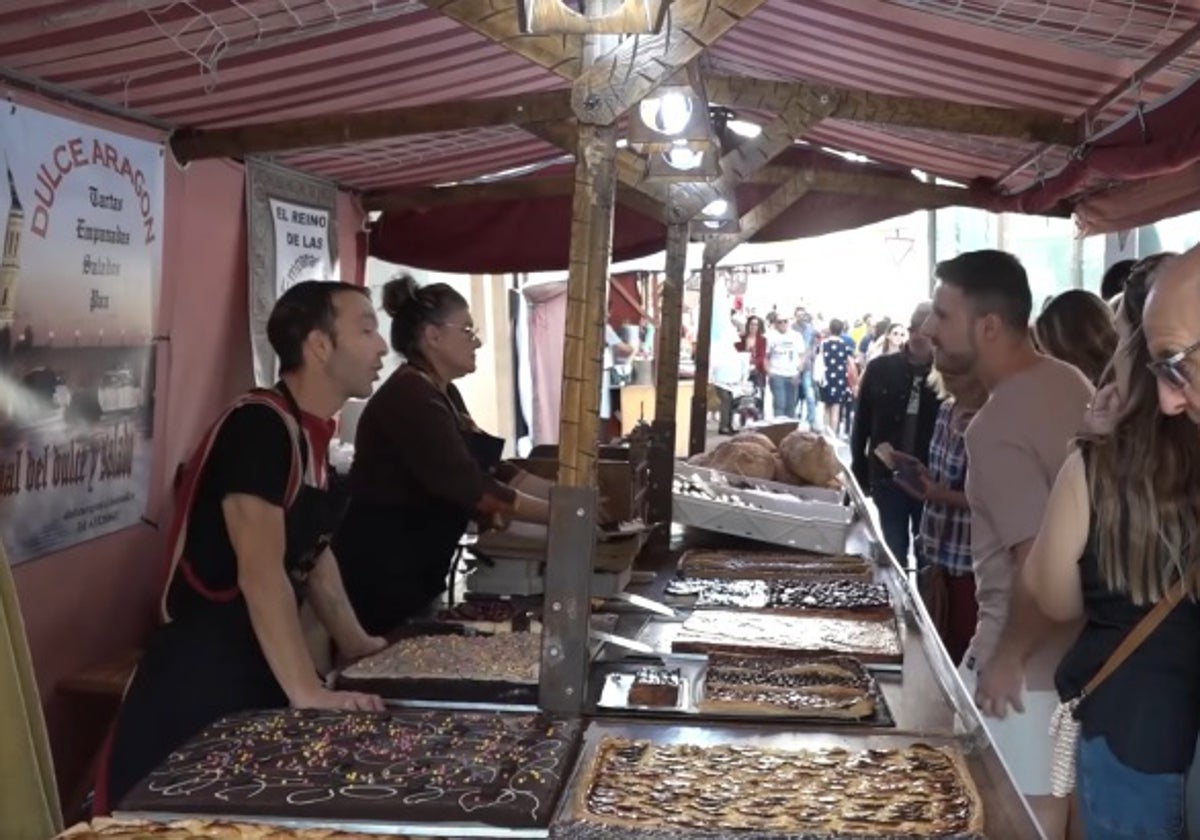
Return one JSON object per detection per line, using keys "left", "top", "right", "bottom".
{"left": 0, "top": 104, "right": 162, "bottom": 563}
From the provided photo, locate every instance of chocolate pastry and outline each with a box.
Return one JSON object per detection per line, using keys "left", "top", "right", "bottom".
{"left": 341, "top": 632, "right": 541, "bottom": 684}
{"left": 672, "top": 610, "right": 902, "bottom": 664}
{"left": 627, "top": 667, "right": 682, "bottom": 707}
{"left": 700, "top": 653, "right": 880, "bottom": 719}
{"left": 119, "top": 708, "right": 581, "bottom": 830}
{"left": 665, "top": 578, "right": 891, "bottom": 619}
{"left": 570, "top": 738, "right": 984, "bottom": 837}
{"left": 59, "top": 817, "right": 393, "bottom": 839}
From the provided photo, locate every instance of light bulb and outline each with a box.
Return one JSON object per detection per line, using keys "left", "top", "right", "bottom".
{"left": 639, "top": 91, "right": 693, "bottom": 136}
{"left": 702, "top": 199, "right": 729, "bottom": 217}
{"left": 663, "top": 146, "right": 703, "bottom": 171}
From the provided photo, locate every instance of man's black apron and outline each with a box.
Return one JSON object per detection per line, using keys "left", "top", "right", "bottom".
{"left": 336, "top": 369, "right": 504, "bottom": 636}
{"left": 97, "top": 382, "right": 343, "bottom": 813}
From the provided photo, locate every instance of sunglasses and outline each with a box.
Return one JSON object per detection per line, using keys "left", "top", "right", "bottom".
{"left": 1148, "top": 338, "right": 1200, "bottom": 390}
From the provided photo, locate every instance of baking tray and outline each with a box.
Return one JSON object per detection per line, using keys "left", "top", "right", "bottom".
{"left": 674, "top": 464, "right": 846, "bottom": 505}
{"left": 590, "top": 654, "right": 894, "bottom": 728}
{"left": 115, "top": 812, "right": 545, "bottom": 838}
{"left": 336, "top": 622, "right": 539, "bottom": 705}
{"left": 549, "top": 720, "right": 1039, "bottom": 840}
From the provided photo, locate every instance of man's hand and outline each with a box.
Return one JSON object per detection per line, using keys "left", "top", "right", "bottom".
{"left": 291, "top": 686, "right": 385, "bottom": 712}
{"left": 975, "top": 651, "right": 1026, "bottom": 719}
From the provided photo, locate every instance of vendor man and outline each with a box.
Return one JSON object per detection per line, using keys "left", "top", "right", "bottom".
{"left": 99, "top": 281, "right": 389, "bottom": 812}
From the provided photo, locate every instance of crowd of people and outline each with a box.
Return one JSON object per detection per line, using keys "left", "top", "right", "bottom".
{"left": 714, "top": 304, "right": 924, "bottom": 436}
{"left": 847, "top": 247, "right": 1200, "bottom": 840}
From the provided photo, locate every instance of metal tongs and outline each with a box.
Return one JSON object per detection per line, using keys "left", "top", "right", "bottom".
{"left": 588, "top": 628, "right": 656, "bottom": 655}
{"left": 607, "top": 591, "right": 678, "bottom": 619}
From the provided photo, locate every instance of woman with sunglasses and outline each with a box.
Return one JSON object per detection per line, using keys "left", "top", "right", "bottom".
{"left": 333, "top": 276, "right": 551, "bottom": 635}
{"left": 1022, "top": 254, "right": 1200, "bottom": 839}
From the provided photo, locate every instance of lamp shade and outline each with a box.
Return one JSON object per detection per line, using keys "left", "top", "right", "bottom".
{"left": 518, "top": 0, "right": 670, "bottom": 34}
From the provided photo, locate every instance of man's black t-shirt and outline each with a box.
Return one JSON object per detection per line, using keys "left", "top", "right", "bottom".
{"left": 166, "top": 403, "right": 294, "bottom": 620}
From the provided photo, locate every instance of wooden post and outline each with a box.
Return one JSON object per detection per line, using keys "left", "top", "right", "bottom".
{"left": 542, "top": 1, "right": 619, "bottom": 716}
{"left": 655, "top": 223, "right": 687, "bottom": 425}
{"left": 689, "top": 260, "right": 716, "bottom": 456}
{"left": 646, "top": 222, "right": 687, "bottom": 557}
{"left": 556, "top": 123, "right": 618, "bottom": 487}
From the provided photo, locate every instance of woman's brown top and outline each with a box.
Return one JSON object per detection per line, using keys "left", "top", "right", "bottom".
{"left": 349, "top": 365, "right": 517, "bottom": 514}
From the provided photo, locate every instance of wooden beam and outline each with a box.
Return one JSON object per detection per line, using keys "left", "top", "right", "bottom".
{"left": 689, "top": 261, "right": 716, "bottom": 456}
{"left": 706, "top": 76, "right": 1077, "bottom": 145}
{"left": 668, "top": 90, "right": 839, "bottom": 222}
{"left": 425, "top": 0, "right": 584, "bottom": 79}
{"left": 655, "top": 222, "right": 687, "bottom": 424}
{"left": 646, "top": 221, "right": 687, "bottom": 559}
{"left": 362, "top": 173, "right": 665, "bottom": 220}
{"left": 704, "top": 168, "right": 814, "bottom": 264}
{"left": 572, "top": 0, "right": 768, "bottom": 125}
{"left": 170, "top": 90, "right": 576, "bottom": 162}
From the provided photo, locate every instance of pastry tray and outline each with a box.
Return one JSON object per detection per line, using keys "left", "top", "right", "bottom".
{"left": 632, "top": 616, "right": 906, "bottom": 674}
{"left": 590, "top": 654, "right": 895, "bottom": 728}
{"left": 114, "top": 812, "right": 547, "bottom": 838}
{"left": 336, "top": 622, "right": 540, "bottom": 706}
{"left": 549, "top": 721, "right": 1017, "bottom": 840}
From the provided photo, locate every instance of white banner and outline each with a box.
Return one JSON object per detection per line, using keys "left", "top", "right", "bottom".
{"left": 0, "top": 104, "right": 162, "bottom": 564}
{"left": 269, "top": 198, "right": 333, "bottom": 296}
{"left": 246, "top": 160, "right": 338, "bottom": 386}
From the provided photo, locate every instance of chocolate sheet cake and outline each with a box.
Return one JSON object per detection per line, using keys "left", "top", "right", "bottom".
{"left": 672, "top": 610, "right": 902, "bottom": 664}
{"left": 119, "top": 708, "right": 581, "bottom": 830}
{"left": 563, "top": 738, "right": 984, "bottom": 838}
{"left": 336, "top": 632, "right": 541, "bottom": 703}
{"left": 677, "top": 549, "right": 874, "bottom": 582}
{"left": 665, "top": 578, "right": 892, "bottom": 619}
{"left": 700, "top": 654, "right": 883, "bottom": 720}
{"left": 60, "top": 817, "right": 392, "bottom": 839}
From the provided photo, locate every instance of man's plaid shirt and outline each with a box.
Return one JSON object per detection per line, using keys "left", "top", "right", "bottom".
{"left": 919, "top": 401, "right": 973, "bottom": 575}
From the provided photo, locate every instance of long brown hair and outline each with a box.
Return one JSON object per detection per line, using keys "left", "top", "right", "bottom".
{"left": 1034, "top": 290, "right": 1117, "bottom": 386}
{"left": 1082, "top": 257, "right": 1200, "bottom": 603}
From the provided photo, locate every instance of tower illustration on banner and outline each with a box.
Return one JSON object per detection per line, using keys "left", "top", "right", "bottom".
{"left": 1, "top": 163, "right": 22, "bottom": 369}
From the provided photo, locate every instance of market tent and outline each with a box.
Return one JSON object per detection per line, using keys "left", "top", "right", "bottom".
{"left": 3, "top": 1, "right": 1200, "bottom": 273}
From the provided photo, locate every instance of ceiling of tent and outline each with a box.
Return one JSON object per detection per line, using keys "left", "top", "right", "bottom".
{"left": 4, "top": 0, "right": 1200, "bottom": 260}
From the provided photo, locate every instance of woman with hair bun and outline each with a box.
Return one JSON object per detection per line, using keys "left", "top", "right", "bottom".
{"left": 333, "top": 275, "right": 551, "bottom": 634}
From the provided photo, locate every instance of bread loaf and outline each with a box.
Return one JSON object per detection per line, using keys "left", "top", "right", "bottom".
{"left": 731, "top": 431, "right": 776, "bottom": 452}
{"left": 778, "top": 431, "right": 841, "bottom": 486}
{"left": 706, "top": 440, "right": 777, "bottom": 480}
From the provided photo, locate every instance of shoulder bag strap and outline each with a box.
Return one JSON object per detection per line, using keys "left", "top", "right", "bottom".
{"left": 1081, "top": 578, "right": 1188, "bottom": 699}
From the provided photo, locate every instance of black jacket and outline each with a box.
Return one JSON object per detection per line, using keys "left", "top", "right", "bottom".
{"left": 850, "top": 351, "right": 943, "bottom": 493}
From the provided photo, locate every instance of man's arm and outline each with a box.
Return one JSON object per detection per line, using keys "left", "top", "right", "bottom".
{"left": 225, "top": 493, "right": 382, "bottom": 711}
{"left": 1021, "top": 450, "right": 1088, "bottom": 623}
{"left": 307, "top": 547, "right": 386, "bottom": 662}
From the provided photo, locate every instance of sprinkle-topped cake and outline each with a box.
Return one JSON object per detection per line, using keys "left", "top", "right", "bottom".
{"left": 118, "top": 708, "right": 582, "bottom": 830}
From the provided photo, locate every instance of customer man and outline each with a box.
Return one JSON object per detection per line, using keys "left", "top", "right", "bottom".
{"left": 850, "top": 302, "right": 941, "bottom": 569}
{"left": 766, "top": 314, "right": 805, "bottom": 419}
{"left": 792, "top": 306, "right": 819, "bottom": 429}
{"left": 922, "top": 250, "right": 1091, "bottom": 839}
{"left": 100, "top": 281, "right": 389, "bottom": 812}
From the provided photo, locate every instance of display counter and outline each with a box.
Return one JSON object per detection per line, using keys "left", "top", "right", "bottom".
{"left": 103, "top": 469, "right": 1040, "bottom": 839}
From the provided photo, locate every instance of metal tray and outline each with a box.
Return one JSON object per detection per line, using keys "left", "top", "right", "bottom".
{"left": 675, "top": 464, "right": 846, "bottom": 505}
{"left": 591, "top": 654, "right": 894, "bottom": 728}
{"left": 550, "top": 720, "right": 1039, "bottom": 840}
{"left": 672, "top": 492, "right": 853, "bottom": 554}
{"left": 117, "top": 811, "right": 548, "bottom": 838}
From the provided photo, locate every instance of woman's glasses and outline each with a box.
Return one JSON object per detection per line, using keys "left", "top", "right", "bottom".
{"left": 440, "top": 321, "right": 482, "bottom": 342}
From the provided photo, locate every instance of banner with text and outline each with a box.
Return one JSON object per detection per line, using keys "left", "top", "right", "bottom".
{"left": 0, "top": 104, "right": 162, "bottom": 564}
{"left": 246, "top": 160, "right": 338, "bottom": 386}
